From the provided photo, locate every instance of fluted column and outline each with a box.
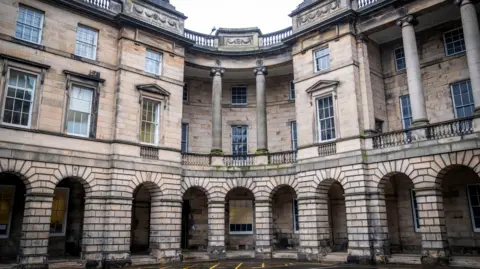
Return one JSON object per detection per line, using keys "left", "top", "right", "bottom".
{"left": 210, "top": 68, "right": 224, "bottom": 154}
{"left": 455, "top": 0, "right": 480, "bottom": 116}
{"left": 397, "top": 15, "right": 429, "bottom": 126}
{"left": 254, "top": 67, "right": 268, "bottom": 153}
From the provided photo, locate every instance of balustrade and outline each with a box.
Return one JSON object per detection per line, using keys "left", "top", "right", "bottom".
{"left": 268, "top": 151, "right": 297, "bottom": 165}
{"left": 318, "top": 142, "right": 337, "bottom": 156}
{"left": 222, "top": 155, "right": 256, "bottom": 167}
{"left": 181, "top": 153, "right": 211, "bottom": 166}
{"left": 184, "top": 29, "right": 216, "bottom": 48}
{"left": 356, "top": 0, "right": 381, "bottom": 9}
{"left": 140, "top": 146, "right": 159, "bottom": 160}
{"left": 83, "top": 0, "right": 110, "bottom": 9}
{"left": 428, "top": 117, "right": 474, "bottom": 139}
{"left": 260, "top": 27, "right": 293, "bottom": 47}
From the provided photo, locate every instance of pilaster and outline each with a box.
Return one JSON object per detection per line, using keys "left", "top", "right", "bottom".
{"left": 151, "top": 199, "right": 182, "bottom": 262}
{"left": 207, "top": 201, "right": 226, "bottom": 259}
{"left": 254, "top": 200, "right": 272, "bottom": 259}
{"left": 297, "top": 197, "right": 330, "bottom": 261}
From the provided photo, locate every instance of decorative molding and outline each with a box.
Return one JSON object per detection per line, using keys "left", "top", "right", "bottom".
{"left": 297, "top": 0, "right": 341, "bottom": 28}
{"left": 63, "top": 70, "right": 105, "bottom": 83}
{"left": 253, "top": 66, "right": 268, "bottom": 76}
{"left": 136, "top": 84, "right": 171, "bottom": 96}
{"left": 305, "top": 79, "right": 339, "bottom": 94}
{"left": 210, "top": 67, "right": 225, "bottom": 77}
{"left": 224, "top": 36, "right": 253, "bottom": 46}
{"left": 396, "top": 15, "right": 418, "bottom": 27}
{"left": 132, "top": 3, "right": 180, "bottom": 33}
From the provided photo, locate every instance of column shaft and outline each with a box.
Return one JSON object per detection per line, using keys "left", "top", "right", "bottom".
{"left": 357, "top": 37, "right": 376, "bottom": 133}
{"left": 254, "top": 67, "right": 268, "bottom": 152}
{"left": 208, "top": 202, "right": 225, "bottom": 259}
{"left": 211, "top": 68, "right": 224, "bottom": 153}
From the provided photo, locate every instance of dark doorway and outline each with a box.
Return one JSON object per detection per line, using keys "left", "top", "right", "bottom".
{"left": 181, "top": 201, "right": 191, "bottom": 249}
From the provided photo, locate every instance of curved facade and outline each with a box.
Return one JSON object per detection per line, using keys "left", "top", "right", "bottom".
{"left": 0, "top": 0, "right": 479, "bottom": 268}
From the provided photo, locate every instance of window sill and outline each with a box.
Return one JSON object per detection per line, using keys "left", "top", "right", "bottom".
{"left": 229, "top": 231, "right": 254, "bottom": 235}
{"left": 13, "top": 37, "right": 44, "bottom": 50}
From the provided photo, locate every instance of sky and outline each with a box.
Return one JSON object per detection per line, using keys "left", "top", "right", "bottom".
{"left": 171, "top": 0, "right": 300, "bottom": 34}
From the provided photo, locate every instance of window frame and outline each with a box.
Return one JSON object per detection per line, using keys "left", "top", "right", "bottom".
{"left": 0, "top": 185, "right": 16, "bottom": 239}
{"left": 394, "top": 47, "right": 406, "bottom": 71}
{"left": 74, "top": 24, "right": 99, "bottom": 60}
{"left": 49, "top": 187, "right": 70, "bottom": 237}
{"left": 467, "top": 184, "right": 480, "bottom": 232}
{"left": 410, "top": 189, "right": 420, "bottom": 232}
{"left": 316, "top": 94, "right": 336, "bottom": 142}
{"left": 181, "top": 122, "right": 189, "bottom": 153}
{"left": 140, "top": 98, "right": 161, "bottom": 146}
{"left": 231, "top": 125, "right": 248, "bottom": 156}
{"left": 15, "top": 5, "right": 44, "bottom": 45}
{"left": 289, "top": 81, "right": 295, "bottom": 101}
{"left": 450, "top": 80, "right": 474, "bottom": 119}
{"left": 399, "top": 95, "right": 413, "bottom": 129}
{"left": 313, "top": 47, "right": 330, "bottom": 73}
{"left": 1, "top": 67, "right": 38, "bottom": 129}
{"left": 183, "top": 83, "right": 189, "bottom": 103}
{"left": 231, "top": 86, "right": 248, "bottom": 105}
{"left": 145, "top": 49, "right": 163, "bottom": 75}
{"left": 291, "top": 121, "right": 297, "bottom": 150}
{"left": 66, "top": 85, "right": 94, "bottom": 138}
{"left": 293, "top": 198, "right": 299, "bottom": 233}
{"left": 228, "top": 199, "right": 254, "bottom": 235}
{"left": 443, "top": 27, "right": 466, "bottom": 57}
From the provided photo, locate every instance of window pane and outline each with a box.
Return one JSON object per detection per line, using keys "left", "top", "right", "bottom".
{"left": 232, "top": 86, "right": 247, "bottom": 105}
{"left": 0, "top": 186, "right": 15, "bottom": 236}
{"left": 232, "top": 126, "right": 248, "bottom": 155}
{"left": 15, "top": 6, "right": 43, "bottom": 44}
{"left": 181, "top": 123, "right": 188, "bottom": 153}
{"left": 140, "top": 99, "right": 160, "bottom": 144}
{"left": 444, "top": 28, "right": 466, "bottom": 56}
{"left": 451, "top": 81, "right": 474, "bottom": 118}
{"left": 317, "top": 96, "right": 335, "bottom": 141}
{"left": 145, "top": 50, "right": 162, "bottom": 75}
{"left": 468, "top": 184, "right": 480, "bottom": 229}
{"left": 50, "top": 188, "right": 68, "bottom": 234}
{"left": 75, "top": 25, "right": 98, "bottom": 59}
{"left": 291, "top": 121, "right": 297, "bottom": 150}
{"left": 183, "top": 83, "right": 189, "bottom": 103}
{"left": 3, "top": 70, "right": 36, "bottom": 127}
{"left": 315, "top": 48, "right": 330, "bottom": 72}
{"left": 67, "top": 86, "right": 93, "bottom": 136}
{"left": 229, "top": 200, "right": 253, "bottom": 232}
{"left": 400, "top": 95, "right": 413, "bottom": 129}
{"left": 395, "top": 47, "right": 406, "bottom": 71}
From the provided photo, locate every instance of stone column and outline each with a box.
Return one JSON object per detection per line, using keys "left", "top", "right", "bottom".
{"left": 254, "top": 67, "right": 268, "bottom": 153}
{"left": 103, "top": 197, "right": 131, "bottom": 267}
{"left": 208, "top": 201, "right": 226, "bottom": 259}
{"left": 455, "top": 0, "right": 480, "bottom": 129}
{"left": 397, "top": 15, "right": 429, "bottom": 127}
{"left": 345, "top": 192, "right": 373, "bottom": 264}
{"left": 150, "top": 199, "right": 182, "bottom": 262}
{"left": 254, "top": 200, "right": 272, "bottom": 259}
{"left": 210, "top": 68, "right": 225, "bottom": 154}
{"left": 414, "top": 187, "right": 450, "bottom": 266}
{"left": 18, "top": 193, "right": 52, "bottom": 268}
{"left": 367, "top": 192, "right": 390, "bottom": 263}
{"left": 356, "top": 35, "right": 376, "bottom": 134}
{"left": 82, "top": 197, "right": 107, "bottom": 267}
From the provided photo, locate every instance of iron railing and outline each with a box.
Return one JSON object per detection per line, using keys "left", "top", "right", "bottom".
{"left": 356, "top": 0, "right": 381, "bottom": 9}
{"left": 428, "top": 117, "right": 474, "bottom": 139}
{"left": 83, "top": 0, "right": 110, "bottom": 9}
{"left": 260, "top": 27, "right": 292, "bottom": 47}
{"left": 140, "top": 146, "right": 159, "bottom": 160}
{"left": 184, "top": 29, "right": 216, "bottom": 48}
{"left": 268, "top": 150, "right": 297, "bottom": 165}
{"left": 181, "top": 153, "right": 211, "bottom": 166}
{"left": 318, "top": 142, "right": 337, "bottom": 156}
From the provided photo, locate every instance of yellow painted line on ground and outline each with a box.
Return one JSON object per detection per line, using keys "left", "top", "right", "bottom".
{"left": 159, "top": 267, "right": 171, "bottom": 269}
{"left": 209, "top": 263, "right": 220, "bottom": 269}
{"left": 183, "top": 263, "right": 200, "bottom": 269}
{"left": 235, "top": 262, "right": 243, "bottom": 269}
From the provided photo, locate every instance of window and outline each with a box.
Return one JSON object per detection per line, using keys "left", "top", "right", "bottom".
{"left": 317, "top": 95, "right": 336, "bottom": 141}
{"left": 232, "top": 125, "right": 248, "bottom": 156}
{"left": 2, "top": 69, "right": 36, "bottom": 127}
{"left": 229, "top": 200, "right": 253, "bottom": 234}
{"left": 400, "top": 95, "right": 413, "bottom": 129}
{"left": 289, "top": 81, "right": 295, "bottom": 101}
{"left": 410, "top": 189, "right": 420, "bottom": 232}
{"left": 15, "top": 5, "right": 44, "bottom": 44}
{"left": 293, "top": 199, "right": 299, "bottom": 232}
{"left": 444, "top": 28, "right": 466, "bottom": 56}
{"left": 394, "top": 47, "right": 406, "bottom": 71}
{"left": 467, "top": 184, "right": 480, "bottom": 232}
{"left": 183, "top": 83, "right": 189, "bottom": 103}
{"left": 75, "top": 25, "right": 98, "bottom": 60}
{"left": 181, "top": 123, "right": 188, "bottom": 153}
{"left": 451, "top": 80, "right": 474, "bottom": 118}
{"left": 140, "top": 99, "right": 160, "bottom": 145}
{"left": 50, "top": 188, "right": 69, "bottom": 235}
{"left": 291, "top": 121, "right": 298, "bottom": 150}
{"left": 232, "top": 86, "right": 247, "bottom": 105}
{"left": 0, "top": 186, "right": 15, "bottom": 238}
{"left": 145, "top": 49, "right": 162, "bottom": 75}
{"left": 314, "top": 47, "right": 330, "bottom": 72}
{"left": 66, "top": 86, "right": 93, "bottom": 137}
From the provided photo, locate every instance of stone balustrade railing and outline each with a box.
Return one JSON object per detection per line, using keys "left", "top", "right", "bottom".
{"left": 184, "top": 29, "right": 217, "bottom": 48}
{"left": 222, "top": 155, "right": 256, "bottom": 167}
{"left": 260, "top": 27, "right": 293, "bottom": 47}
{"left": 181, "top": 153, "right": 211, "bottom": 166}
{"left": 428, "top": 117, "right": 474, "bottom": 140}
{"left": 267, "top": 150, "right": 297, "bottom": 165}
{"left": 83, "top": 0, "right": 110, "bottom": 9}
{"left": 140, "top": 146, "right": 159, "bottom": 160}
{"left": 356, "top": 0, "right": 382, "bottom": 9}
{"left": 318, "top": 142, "right": 337, "bottom": 156}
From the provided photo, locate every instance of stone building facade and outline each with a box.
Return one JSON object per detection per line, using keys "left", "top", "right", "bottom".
{"left": 0, "top": 0, "right": 479, "bottom": 268}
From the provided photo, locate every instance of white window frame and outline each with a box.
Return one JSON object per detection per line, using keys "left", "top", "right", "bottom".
{"left": 394, "top": 47, "right": 406, "bottom": 71}
{"left": 1, "top": 68, "right": 38, "bottom": 129}
{"left": 181, "top": 123, "right": 189, "bottom": 153}
{"left": 74, "top": 24, "right": 98, "bottom": 60}
{"left": 293, "top": 198, "right": 299, "bottom": 233}
{"left": 231, "top": 86, "right": 248, "bottom": 105}
{"left": 410, "top": 189, "right": 420, "bottom": 232}
{"left": 66, "top": 85, "right": 94, "bottom": 138}
{"left": 49, "top": 187, "right": 70, "bottom": 237}
{"left": 140, "top": 98, "right": 161, "bottom": 146}
{"left": 231, "top": 125, "right": 248, "bottom": 156}
{"left": 450, "top": 80, "right": 474, "bottom": 119}
{"left": 229, "top": 199, "right": 254, "bottom": 235}
{"left": 316, "top": 94, "right": 336, "bottom": 142}
{"left": 183, "top": 83, "right": 189, "bottom": 103}
{"left": 443, "top": 27, "right": 466, "bottom": 56}
{"left": 466, "top": 184, "right": 480, "bottom": 232}
{"left": 399, "top": 95, "right": 413, "bottom": 129}
{"left": 0, "top": 185, "right": 15, "bottom": 239}
{"left": 289, "top": 81, "right": 295, "bottom": 101}
{"left": 313, "top": 47, "right": 330, "bottom": 72}
{"left": 15, "top": 5, "right": 44, "bottom": 44}
{"left": 291, "top": 121, "right": 297, "bottom": 150}
{"left": 145, "top": 49, "right": 163, "bottom": 75}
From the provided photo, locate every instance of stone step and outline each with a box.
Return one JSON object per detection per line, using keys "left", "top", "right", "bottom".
{"left": 182, "top": 251, "right": 211, "bottom": 261}
{"left": 226, "top": 250, "right": 255, "bottom": 259}
{"left": 272, "top": 251, "right": 298, "bottom": 259}
{"left": 49, "top": 260, "right": 83, "bottom": 269}
{"left": 388, "top": 254, "right": 421, "bottom": 265}
{"left": 450, "top": 256, "right": 480, "bottom": 268}
{"left": 131, "top": 255, "right": 159, "bottom": 266}
{"left": 323, "top": 252, "right": 347, "bottom": 263}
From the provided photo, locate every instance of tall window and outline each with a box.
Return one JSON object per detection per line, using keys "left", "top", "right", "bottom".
{"left": 229, "top": 200, "right": 253, "bottom": 234}
{"left": 232, "top": 86, "right": 247, "bottom": 105}
{"left": 394, "top": 47, "right": 406, "bottom": 71}
{"left": 317, "top": 95, "right": 335, "bottom": 141}
{"left": 15, "top": 5, "right": 44, "bottom": 44}
{"left": 75, "top": 25, "right": 98, "bottom": 60}
{"left": 2, "top": 69, "right": 36, "bottom": 127}
{"left": 291, "top": 121, "right": 298, "bottom": 150}
{"left": 410, "top": 189, "right": 420, "bottom": 232}
{"left": 451, "top": 80, "right": 474, "bottom": 118}
{"left": 140, "top": 99, "right": 160, "bottom": 145}
{"left": 293, "top": 199, "right": 299, "bottom": 232}
{"left": 232, "top": 125, "right": 248, "bottom": 156}
{"left": 145, "top": 49, "right": 162, "bottom": 75}
{"left": 314, "top": 47, "right": 330, "bottom": 72}
{"left": 183, "top": 83, "right": 189, "bottom": 103}
{"left": 0, "top": 186, "right": 15, "bottom": 238}
{"left": 400, "top": 95, "right": 413, "bottom": 129}
{"left": 467, "top": 184, "right": 480, "bottom": 232}
{"left": 289, "top": 81, "right": 295, "bottom": 101}
{"left": 444, "top": 28, "right": 466, "bottom": 56}
{"left": 67, "top": 86, "right": 93, "bottom": 137}
{"left": 50, "top": 188, "right": 69, "bottom": 235}
{"left": 181, "top": 123, "right": 189, "bottom": 153}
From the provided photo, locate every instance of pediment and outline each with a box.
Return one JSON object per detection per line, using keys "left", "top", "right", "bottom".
{"left": 305, "top": 80, "right": 339, "bottom": 94}
{"left": 136, "top": 84, "right": 171, "bottom": 96}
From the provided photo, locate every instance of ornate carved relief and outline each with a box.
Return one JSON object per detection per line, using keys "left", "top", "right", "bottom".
{"left": 224, "top": 36, "right": 253, "bottom": 46}
{"left": 132, "top": 4, "right": 180, "bottom": 33}
{"left": 297, "top": 0, "right": 341, "bottom": 28}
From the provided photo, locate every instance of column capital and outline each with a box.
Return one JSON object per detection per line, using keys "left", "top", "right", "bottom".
{"left": 454, "top": 0, "right": 473, "bottom": 6}
{"left": 396, "top": 15, "right": 418, "bottom": 27}
{"left": 210, "top": 67, "right": 225, "bottom": 77}
{"left": 253, "top": 66, "right": 268, "bottom": 76}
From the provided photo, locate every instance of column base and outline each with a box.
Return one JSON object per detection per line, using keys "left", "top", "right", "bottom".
{"left": 347, "top": 254, "right": 373, "bottom": 265}
{"left": 297, "top": 247, "right": 327, "bottom": 262}
{"left": 18, "top": 255, "right": 48, "bottom": 269}
{"left": 207, "top": 246, "right": 226, "bottom": 260}
{"left": 152, "top": 249, "right": 182, "bottom": 263}
{"left": 421, "top": 249, "right": 450, "bottom": 268}
{"left": 255, "top": 247, "right": 272, "bottom": 259}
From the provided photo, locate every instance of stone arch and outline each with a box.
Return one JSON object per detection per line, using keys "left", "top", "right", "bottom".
{"left": 433, "top": 150, "right": 480, "bottom": 184}
{"left": 371, "top": 159, "right": 415, "bottom": 189}
{"left": 52, "top": 164, "right": 95, "bottom": 195}
{"left": 130, "top": 171, "right": 163, "bottom": 199}
{"left": 266, "top": 175, "right": 299, "bottom": 200}
{"left": 313, "top": 168, "right": 347, "bottom": 195}
{"left": 0, "top": 159, "right": 34, "bottom": 192}
{"left": 181, "top": 177, "right": 213, "bottom": 201}
{"left": 219, "top": 178, "right": 259, "bottom": 201}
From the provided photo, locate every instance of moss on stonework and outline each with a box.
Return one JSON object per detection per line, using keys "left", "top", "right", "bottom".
{"left": 210, "top": 149, "right": 223, "bottom": 155}
{"left": 255, "top": 148, "right": 269, "bottom": 154}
